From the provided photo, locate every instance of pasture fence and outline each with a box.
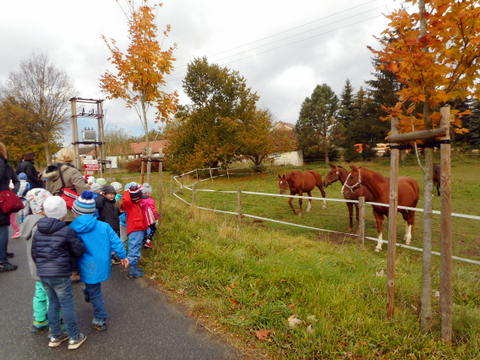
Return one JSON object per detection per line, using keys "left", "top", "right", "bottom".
{"left": 171, "top": 166, "right": 480, "bottom": 266}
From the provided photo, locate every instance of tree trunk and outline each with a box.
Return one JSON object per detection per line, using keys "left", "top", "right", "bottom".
{"left": 418, "top": 0, "right": 433, "bottom": 331}
{"left": 324, "top": 138, "right": 330, "bottom": 165}
{"left": 44, "top": 142, "right": 51, "bottom": 165}
{"left": 141, "top": 99, "right": 151, "bottom": 185}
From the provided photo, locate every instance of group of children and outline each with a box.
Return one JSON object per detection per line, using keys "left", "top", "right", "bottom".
{"left": 17, "top": 178, "right": 159, "bottom": 351}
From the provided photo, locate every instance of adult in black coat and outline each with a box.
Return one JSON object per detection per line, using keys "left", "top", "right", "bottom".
{"left": 0, "top": 142, "right": 20, "bottom": 272}
{"left": 17, "top": 152, "right": 44, "bottom": 188}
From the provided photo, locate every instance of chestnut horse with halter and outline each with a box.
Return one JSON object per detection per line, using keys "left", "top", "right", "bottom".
{"left": 323, "top": 164, "right": 374, "bottom": 232}
{"left": 278, "top": 170, "right": 327, "bottom": 215}
{"left": 344, "top": 165, "right": 420, "bottom": 252}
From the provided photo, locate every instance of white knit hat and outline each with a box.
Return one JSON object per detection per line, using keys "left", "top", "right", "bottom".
{"left": 90, "top": 183, "right": 102, "bottom": 192}
{"left": 43, "top": 196, "right": 68, "bottom": 220}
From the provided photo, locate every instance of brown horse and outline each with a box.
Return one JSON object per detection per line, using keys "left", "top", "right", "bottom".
{"left": 344, "top": 165, "right": 420, "bottom": 252}
{"left": 323, "top": 164, "right": 374, "bottom": 232}
{"left": 278, "top": 170, "right": 326, "bottom": 215}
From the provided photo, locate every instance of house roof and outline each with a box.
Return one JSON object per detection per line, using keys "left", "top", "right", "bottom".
{"left": 272, "top": 121, "right": 295, "bottom": 131}
{"left": 130, "top": 140, "right": 170, "bottom": 154}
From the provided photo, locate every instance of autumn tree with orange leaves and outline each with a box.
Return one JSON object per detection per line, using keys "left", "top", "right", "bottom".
{"left": 100, "top": 0, "right": 178, "bottom": 182}
{"left": 370, "top": 0, "right": 480, "bottom": 338}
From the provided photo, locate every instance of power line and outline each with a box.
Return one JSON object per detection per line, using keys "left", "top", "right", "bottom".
{"left": 168, "top": 11, "right": 385, "bottom": 82}
{"left": 205, "top": 0, "right": 383, "bottom": 58}
{"left": 174, "top": 0, "right": 388, "bottom": 70}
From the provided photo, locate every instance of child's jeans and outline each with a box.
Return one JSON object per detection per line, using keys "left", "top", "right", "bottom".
{"left": 127, "top": 231, "right": 145, "bottom": 266}
{"left": 120, "top": 225, "right": 128, "bottom": 246}
{"left": 9, "top": 213, "right": 19, "bottom": 234}
{"left": 84, "top": 283, "right": 108, "bottom": 324}
{"left": 33, "top": 281, "right": 48, "bottom": 323}
{"left": 41, "top": 276, "right": 81, "bottom": 340}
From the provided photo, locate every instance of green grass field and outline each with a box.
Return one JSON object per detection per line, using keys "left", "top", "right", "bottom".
{"left": 133, "top": 155, "right": 480, "bottom": 359}
{"left": 175, "top": 155, "right": 480, "bottom": 261}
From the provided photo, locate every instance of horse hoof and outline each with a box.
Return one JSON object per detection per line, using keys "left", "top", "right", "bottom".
{"left": 375, "top": 247, "right": 381, "bottom": 253}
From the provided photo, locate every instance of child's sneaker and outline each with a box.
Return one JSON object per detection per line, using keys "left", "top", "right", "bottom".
{"left": 144, "top": 240, "right": 153, "bottom": 249}
{"left": 48, "top": 333, "right": 69, "bottom": 347}
{"left": 92, "top": 320, "right": 107, "bottom": 332}
{"left": 31, "top": 320, "right": 49, "bottom": 333}
{"left": 67, "top": 333, "right": 87, "bottom": 350}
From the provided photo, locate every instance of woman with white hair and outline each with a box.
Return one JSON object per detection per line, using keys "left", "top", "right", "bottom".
{"left": 42, "top": 147, "right": 88, "bottom": 222}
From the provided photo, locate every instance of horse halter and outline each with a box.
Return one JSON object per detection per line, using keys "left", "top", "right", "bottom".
{"left": 342, "top": 169, "right": 362, "bottom": 195}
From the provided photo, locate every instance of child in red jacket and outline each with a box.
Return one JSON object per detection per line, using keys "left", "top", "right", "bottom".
{"left": 121, "top": 184, "right": 147, "bottom": 278}
{"left": 140, "top": 183, "right": 159, "bottom": 249}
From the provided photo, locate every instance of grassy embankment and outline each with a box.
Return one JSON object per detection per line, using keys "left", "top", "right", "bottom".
{"left": 138, "top": 156, "right": 480, "bottom": 359}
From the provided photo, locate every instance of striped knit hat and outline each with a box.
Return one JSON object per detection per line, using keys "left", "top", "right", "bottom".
{"left": 129, "top": 184, "right": 143, "bottom": 202}
{"left": 72, "top": 190, "right": 96, "bottom": 215}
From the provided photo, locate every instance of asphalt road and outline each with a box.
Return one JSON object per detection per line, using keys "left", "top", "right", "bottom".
{"left": 0, "top": 234, "right": 238, "bottom": 360}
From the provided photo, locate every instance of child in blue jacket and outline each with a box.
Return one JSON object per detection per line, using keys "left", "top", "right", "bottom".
{"left": 70, "top": 191, "right": 128, "bottom": 331}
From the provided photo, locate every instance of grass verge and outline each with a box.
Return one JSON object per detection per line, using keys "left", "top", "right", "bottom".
{"left": 144, "top": 195, "right": 480, "bottom": 359}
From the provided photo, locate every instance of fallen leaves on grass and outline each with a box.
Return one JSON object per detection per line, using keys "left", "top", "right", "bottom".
{"left": 287, "top": 303, "right": 296, "bottom": 309}
{"left": 255, "top": 329, "right": 272, "bottom": 341}
{"left": 288, "top": 315, "right": 303, "bottom": 328}
{"left": 228, "top": 297, "right": 240, "bottom": 306}
{"left": 375, "top": 269, "right": 385, "bottom": 277}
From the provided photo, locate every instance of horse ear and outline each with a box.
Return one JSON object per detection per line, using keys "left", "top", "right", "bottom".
{"left": 278, "top": 174, "right": 281, "bottom": 179}
{"left": 329, "top": 163, "right": 336, "bottom": 169}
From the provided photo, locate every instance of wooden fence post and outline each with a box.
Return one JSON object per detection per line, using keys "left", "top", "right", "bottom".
{"left": 237, "top": 190, "right": 242, "bottom": 221}
{"left": 358, "top": 197, "right": 365, "bottom": 247}
{"left": 227, "top": 168, "right": 230, "bottom": 180}
{"left": 169, "top": 178, "right": 173, "bottom": 196}
{"left": 140, "top": 157, "right": 145, "bottom": 185}
{"left": 157, "top": 160, "right": 163, "bottom": 220}
{"left": 191, "top": 183, "right": 196, "bottom": 207}
{"left": 439, "top": 106, "right": 453, "bottom": 344}
{"left": 387, "top": 117, "right": 400, "bottom": 319}
{"left": 209, "top": 168, "right": 213, "bottom": 183}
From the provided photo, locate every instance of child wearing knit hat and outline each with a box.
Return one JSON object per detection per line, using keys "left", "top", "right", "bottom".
{"left": 121, "top": 184, "right": 148, "bottom": 278}
{"left": 140, "top": 183, "right": 159, "bottom": 249}
{"left": 31, "top": 196, "right": 87, "bottom": 350}
{"left": 96, "top": 185, "right": 121, "bottom": 265}
{"left": 70, "top": 191, "right": 128, "bottom": 331}
{"left": 20, "top": 188, "right": 52, "bottom": 332}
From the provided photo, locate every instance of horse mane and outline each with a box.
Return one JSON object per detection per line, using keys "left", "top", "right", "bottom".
{"left": 358, "top": 167, "right": 388, "bottom": 199}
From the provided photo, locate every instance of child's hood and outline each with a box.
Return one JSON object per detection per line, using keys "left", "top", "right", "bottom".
{"left": 70, "top": 214, "right": 97, "bottom": 234}
{"left": 37, "top": 217, "right": 67, "bottom": 235}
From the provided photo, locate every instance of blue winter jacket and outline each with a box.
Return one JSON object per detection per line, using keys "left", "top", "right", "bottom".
{"left": 32, "top": 217, "right": 85, "bottom": 277}
{"left": 70, "top": 214, "right": 127, "bottom": 284}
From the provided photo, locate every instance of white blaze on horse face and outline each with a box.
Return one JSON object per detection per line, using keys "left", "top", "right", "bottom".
{"left": 375, "top": 232, "right": 383, "bottom": 252}
{"left": 404, "top": 224, "right": 412, "bottom": 245}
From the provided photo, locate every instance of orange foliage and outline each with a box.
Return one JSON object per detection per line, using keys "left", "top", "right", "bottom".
{"left": 370, "top": 0, "right": 480, "bottom": 134}
{"left": 100, "top": 1, "right": 178, "bottom": 123}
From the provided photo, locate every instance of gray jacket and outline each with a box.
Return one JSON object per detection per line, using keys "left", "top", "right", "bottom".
{"left": 20, "top": 214, "right": 44, "bottom": 280}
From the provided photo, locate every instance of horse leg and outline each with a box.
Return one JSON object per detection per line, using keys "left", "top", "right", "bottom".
{"left": 306, "top": 191, "right": 312, "bottom": 212}
{"left": 288, "top": 192, "right": 297, "bottom": 215}
{"left": 347, "top": 203, "right": 354, "bottom": 233}
{"left": 297, "top": 191, "right": 303, "bottom": 216}
{"left": 373, "top": 210, "right": 384, "bottom": 252}
{"left": 318, "top": 184, "right": 327, "bottom": 209}
{"left": 403, "top": 211, "right": 414, "bottom": 245}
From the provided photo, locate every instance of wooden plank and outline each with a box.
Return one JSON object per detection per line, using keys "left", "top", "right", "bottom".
{"left": 387, "top": 118, "right": 400, "bottom": 318}
{"left": 439, "top": 106, "right": 453, "bottom": 343}
{"left": 358, "top": 196, "right": 365, "bottom": 247}
{"left": 386, "top": 127, "right": 446, "bottom": 143}
{"left": 237, "top": 190, "right": 242, "bottom": 221}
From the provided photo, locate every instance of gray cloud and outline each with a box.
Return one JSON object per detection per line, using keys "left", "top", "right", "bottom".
{"left": 0, "top": 0, "right": 397, "bottom": 141}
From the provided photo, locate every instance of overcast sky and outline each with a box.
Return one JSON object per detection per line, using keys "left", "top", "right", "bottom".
{"left": 0, "top": 0, "right": 399, "bottom": 140}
